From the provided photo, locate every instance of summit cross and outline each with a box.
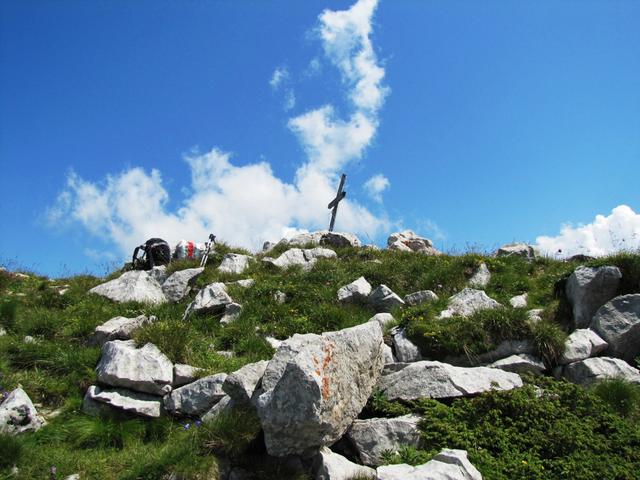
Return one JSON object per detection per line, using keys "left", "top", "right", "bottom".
{"left": 327, "top": 174, "right": 347, "bottom": 232}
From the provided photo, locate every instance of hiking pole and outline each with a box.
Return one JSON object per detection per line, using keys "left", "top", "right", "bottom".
{"left": 200, "top": 234, "right": 216, "bottom": 268}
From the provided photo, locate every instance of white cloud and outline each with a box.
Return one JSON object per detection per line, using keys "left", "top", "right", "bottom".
{"left": 269, "top": 66, "right": 289, "bottom": 90}
{"left": 535, "top": 205, "right": 640, "bottom": 258}
{"left": 318, "top": 0, "right": 388, "bottom": 112}
{"left": 364, "top": 173, "right": 389, "bottom": 202}
{"left": 305, "top": 57, "right": 322, "bottom": 77}
{"left": 284, "top": 90, "right": 296, "bottom": 111}
{"left": 47, "top": 0, "right": 391, "bottom": 257}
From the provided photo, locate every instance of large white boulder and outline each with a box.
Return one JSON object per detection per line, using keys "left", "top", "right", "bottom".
{"left": 495, "top": 243, "right": 535, "bottom": 259}
{"left": 218, "top": 253, "right": 252, "bottom": 275}
{"left": 263, "top": 248, "right": 328, "bottom": 271}
{"left": 89, "top": 271, "right": 167, "bottom": 304}
{"left": 96, "top": 340, "right": 173, "bottom": 395}
{"left": 487, "top": 354, "right": 545, "bottom": 375}
{"left": 559, "top": 329, "right": 608, "bottom": 365}
{"left": 84, "top": 385, "right": 163, "bottom": 418}
{"left": 312, "top": 447, "right": 376, "bottom": 480}
{"left": 320, "top": 232, "right": 361, "bottom": 248}
{"left": 161, "top": 267, "right": 204, "bottom": 303}
{"left": 368, "top": 313, "right": 396, "bottom": 330}
{"left": 337, "top": 277, "right": 372, "bottom": 304}
{"left": 468, "top": 263, "right": 491, "bottom": 288}
{"left": 186, "top": 282, "right": 233, "bottom": 315}
{"left": 346, "top": 414, "right": 422, "bottom": 467}
{"left": 590, "top": 294, "right": 640, "bottom": 362}
{"left": 223, "top": 360, "right": 269, "bottom": 404}
{"left": 376, "top": 361, "right": 522, "bottom": 401}
{"left": 391, "top": 327, "right": 421, "bottom": 363}
{"left": 566, "top": 266, "right": 622, "bottom": 328}
{"left": 369, "top": 285, "right": 405, "bottom": 312}
{"left": 256, "top": 322, "right": 385, "bottom": 457}
{"left": 164, "top": 373, "right": 228, "bottom": 416}
{"left": 562, "top": 357, "right": 640, "bottom": 386}
{"left": 0, "top": 388, "right": 45, "bottom": 435}
{"left": 93, "top": 315, "right": 156, "bottom": 346}
{"left": 377, "top": 449, "right": 482, "bottom": 480}
{"left": 387, "top": 231, "right": 441, "bottom": 255}
{"left": 403, "top": 290, "right": 439, "bottom": 306}
{"left": 439, "top": 288, "right": 501, "bottom": 318}
{"left": 173, "top": 363, "right": 204, "bottom": 387}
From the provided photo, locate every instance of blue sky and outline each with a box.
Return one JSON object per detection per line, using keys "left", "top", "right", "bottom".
{"left": 1, "top": 0, "right": 639, "bottom": 277}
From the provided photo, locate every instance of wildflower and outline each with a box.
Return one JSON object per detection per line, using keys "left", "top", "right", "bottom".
{"left": 50, "top": 466, "right": 57, "bottom": 479}
{"left": 183, "top": 423, "right": 191, "bottom": 430}
{"left": 195, "top": 420, "right": 202, "bottom": 427}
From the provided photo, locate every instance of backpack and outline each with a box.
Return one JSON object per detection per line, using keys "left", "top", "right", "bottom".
{"left": 173, "top": 239, "right": 206, "bottom": 260}
{"left": 132, "top": 238, "right": 171, "bottom": 270}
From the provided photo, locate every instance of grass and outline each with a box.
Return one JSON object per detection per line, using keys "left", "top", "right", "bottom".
{"left": 0, "top": 247, "right": 638, "bottom": 479}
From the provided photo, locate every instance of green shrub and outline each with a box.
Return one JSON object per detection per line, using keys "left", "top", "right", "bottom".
{"left": 0, "top": 434, "right": 22, "bottom": 468}
{"left": 198, "top": 407, "right": 261, "bottom": 459}
{"left": 591, "top": 378, "right": 640, "bottom": 419}
{"left": 530, "top": 320, "right": 567, "bottom": 367}
{"left": 0, "top": 298, "right": 17, "bottom": 331}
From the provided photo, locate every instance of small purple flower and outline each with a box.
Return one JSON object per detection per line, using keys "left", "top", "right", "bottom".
{"left": 195, "top": 420, "right": 202, "bottom": 427}
{"left": 50, "top": 466, "right": 57, "bottom": 479}
{"left": 183, "top": 423, "right": 191, "bottom": 430}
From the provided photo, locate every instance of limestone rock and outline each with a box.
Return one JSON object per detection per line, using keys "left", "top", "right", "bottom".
{"left": 591, "top": 294, "right": 640, "bottom": 362}
{"left": 223, "top": 360, "right": 268, "bottom": 404}
{"left": 273, "top": 290, "right": 287, "bottom": 304}
{"left": 162, "top": 267, "right": 204, "bottom": 302}
{"left": 381, "top": 344, "right": 396, "bottom": 365}
{"left": 403, "top": 290, "right": 438, "bottom": 306}
{"left": 287, "top": 231, "right": 325, "bottom": 247}
{"left": 559, "top": 329, "right": 608, "bottom": 365}
{"left": 439, "top": 288, "right": 501, "bottom": 318}
{"left": 149, "top": 266, "right": 168, "bottom": 285}
{"left": 229, "top": 279, "right": 255, "bottom": 289}
{"left": 264, "top": 248, "right": 308, "bottom": 270}
{"left": 495, "top": 243, "right": 536, "bottom": 259}
{"left": 304, "top": 247, "right": 338, "bottom": 261}
{"left": 562, "top": 357, "right": 640, "bottom": 386}
{"left": 347, "top": 414, "right": 422, "bottom": 467}
{"left": 173, "top": 363, "right": 204, "bottom": 387}
{"left": 509, "top": 293, "right": 528, "bottom": 309}
{"left": 377, "top": 449, "right": 482, "bottom": 480}
{"left": 320, "top": 232, "right": 362, "bottom": 248}
{"left": 312, "top": 447, "right": 376, "bottom": 480}
{"left": 202, "top": 395, "right": 234, "bottom": 422}
{"left": 369, "top": 285, "right": 405, "bottom": 312}
{"left": 0, "top": 388, "right": 45, "bottom": 435}
{"left": 446, "top": 339, "right": 535, "bottom": 366}
{"left": 391, "top": 327, "right": 421, "bottom": 363}
{"left": 164, "top": 373, "right": 228, "bottom": 416}
{"left": 566, "top": 265, "right": 622, "bottom": 328}
{"left": 265, "top": 336, "right": 283, "bottom": 349}
{"left": 218, "top": 253, "right": 252, "bottom": 275}
{"left": 187, "top": 282, "right": 232, "bottom": 315}
{"left": 96, "top": 340, "right": 173, "bottom": 395}
{"left": 488, "top": 354, "right": 545, "bottom": 375}
{"left": 89, "top": 271, "right": 167, "bottom": 305}
{"left": 368, "top": 313, "right": 396, "bottom": 330}
{"left": 468, "top": 263, "right": 491, "bottom": 288}
{"left": 256, "top": 322, "right": 385, "bottom": 457}
{"left": 387, "top": 231, "right": 441, "bottom": 255}
{"left": 376, "top": 361, "right": 522, "bottom": 401}
{"left": 527, "top": 309, "right": 544, "bottom": 324}
{"left": 220, "top": 303, "right": 243, "bottom": 325}
{"left": 84, "top": 385, "right": 162, "bottom": 418}
{"left": 337, "top": 277, "right": 372, "bottom": 304}
{"left": 93, "top": 315, "right": 156, "bottom": 346}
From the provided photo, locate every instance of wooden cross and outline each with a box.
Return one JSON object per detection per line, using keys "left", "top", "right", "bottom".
{"left": 327, "top": 174, "right": 347, "bottom": 232}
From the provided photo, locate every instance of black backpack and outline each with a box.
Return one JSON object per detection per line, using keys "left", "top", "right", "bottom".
{"left": 132, "top": 238, "right": 171, "bottom": 270}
